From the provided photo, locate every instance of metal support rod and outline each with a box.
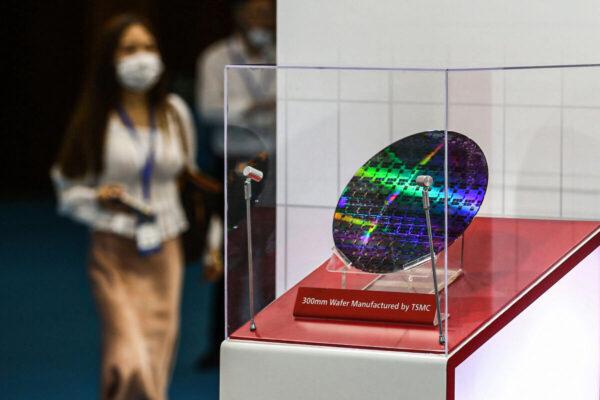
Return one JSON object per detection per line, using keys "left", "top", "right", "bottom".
{"left": 244, "top": 178, "right": 256, "bottom": 331}
{"left": 422, "top": 187, "right": 446, "bottom": 345}
{"left": 460, "top": 232, "right": 465, "bottom": 270}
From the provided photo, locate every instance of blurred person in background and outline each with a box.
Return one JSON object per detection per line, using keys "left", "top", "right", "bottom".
{"left": 52, "top": 14, "right": 198, "bottom": 400}
{"left": 195, "top": 0, "right": 276, "bottom": 369}
{"left": 197, "top": 0, "right": 275, "bottom": 130}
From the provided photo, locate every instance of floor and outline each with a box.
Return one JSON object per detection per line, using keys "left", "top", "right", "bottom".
{"left": 0, "top": 200, "right": 219, "bottom": 399}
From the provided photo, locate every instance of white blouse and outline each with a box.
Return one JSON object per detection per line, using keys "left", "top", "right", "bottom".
{"left": 51, "top": 94, "right": 197, "bottom": 241}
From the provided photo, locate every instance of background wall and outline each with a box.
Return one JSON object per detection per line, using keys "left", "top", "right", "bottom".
{"left": 2, "top": 1, "right": 233, "bottom": 397}
{"left": 277, "top": 0, "right": 600, "bottom": 69}
{"left": 273, "top": 1, "right": 600, "bottom": 291}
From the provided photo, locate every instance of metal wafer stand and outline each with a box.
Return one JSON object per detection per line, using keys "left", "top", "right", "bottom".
{"left": 244, "top": 178, "right": 256, "bottom": 331}
{"left": 417, "top": 175, "right": 446, "bottom": 345}
{"left": 243, "top": 166, "right": 263, "bottom": 332}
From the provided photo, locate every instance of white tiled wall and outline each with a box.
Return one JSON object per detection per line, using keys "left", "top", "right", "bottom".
{"left": 562, "top": 108, "right": 600, "bottom": 219}
{"left": 274, "top": 67, "right": 600, "bottom": 291}
{"left": 339, "top": 102, "right": 390, "bottom": 187}
{"left": 504, "top": 70, "right": 562, "bottom": 106}
{"left": 286, "top": 101, "right": 339, "bottom": 207}
{"left": 285, "top": 207, "right": 335, "bottom": 288}
{"left": 563, "top": 68, "right": 600, "bottom": 107}
{"left": 278, "top": 0, "right": 600, "bottom": 68}
{"left": 504, "top": 106, "right": 562, "bottom": 217}
{"left": 392, "top": 104, "right": 444, "bottom": 140}
{"left": 277, "top": 70, "right": 448, "bottom": 290}
{"left": 272, "top": 1, "right": 600, "bottom": 290}
{"left": 392, "top": 72, "right": 445, "bottom": 103}
{"left": 339, "top": 71, "right": 390, "bottom": 102}
{"left": 448, "top": 104, "right": 504, "bottom": 216}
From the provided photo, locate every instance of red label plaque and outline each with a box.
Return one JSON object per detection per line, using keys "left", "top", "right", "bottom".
{"left": 293, "top": 287, "right": 438, "bottom": 325}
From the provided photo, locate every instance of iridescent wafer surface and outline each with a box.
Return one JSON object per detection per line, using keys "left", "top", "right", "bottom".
{"left": 332, "top": 131, "right": 488, "bottom": 273}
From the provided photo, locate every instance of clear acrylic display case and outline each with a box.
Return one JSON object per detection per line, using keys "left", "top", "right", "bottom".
{"left": 224, "top": 64, "right": 600, "bottom": 356}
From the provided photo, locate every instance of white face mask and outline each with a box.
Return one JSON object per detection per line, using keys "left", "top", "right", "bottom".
{"left": 246, "top": 28, "right": 273, "bottom": 49}
{"left": 116, "top": 52, "right": 164, "bottom": 92}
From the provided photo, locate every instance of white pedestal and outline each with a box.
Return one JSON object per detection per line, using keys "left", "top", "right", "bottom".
{"left": 221, "top": 245, "right": 600, "bottom": 399}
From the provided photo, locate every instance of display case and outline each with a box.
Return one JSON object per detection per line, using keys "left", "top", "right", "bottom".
{"left": 222, "top": 64, "right": 600, "bottom": 399}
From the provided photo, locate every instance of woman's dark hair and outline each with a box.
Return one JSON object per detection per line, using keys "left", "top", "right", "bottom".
{"left": 57, "top": 13, "right": 168, "bottom": 179}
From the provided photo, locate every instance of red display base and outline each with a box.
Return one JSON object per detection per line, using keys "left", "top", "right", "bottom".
{"left": 230, "top": 217, "right": 600, "bottom": 356}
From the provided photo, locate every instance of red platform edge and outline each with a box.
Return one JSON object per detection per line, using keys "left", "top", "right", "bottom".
{"left": 445, "top": 227, "right": 600, "bottom": 400}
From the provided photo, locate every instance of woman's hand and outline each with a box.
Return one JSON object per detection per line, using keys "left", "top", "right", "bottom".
{"left": 97, "top": 184, "right": 128, "bottom": 212}
{"left": 203, "top": 249, "right": 224, "bottom": 282}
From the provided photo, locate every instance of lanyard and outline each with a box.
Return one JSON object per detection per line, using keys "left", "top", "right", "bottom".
{"left": 116, "top": 105, "right": 157, "bottom": 200}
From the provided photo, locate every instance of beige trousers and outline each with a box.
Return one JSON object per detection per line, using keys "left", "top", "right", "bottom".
{"left": 88, "top": 232, "right": 183, "bottom": 400}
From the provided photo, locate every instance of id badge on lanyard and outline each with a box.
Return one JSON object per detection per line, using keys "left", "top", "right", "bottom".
{"left": 117, "top": 105, "right": 162, "bottom": 256}
{"left": 136, "top": 213, "right": 161, "bottom": 256}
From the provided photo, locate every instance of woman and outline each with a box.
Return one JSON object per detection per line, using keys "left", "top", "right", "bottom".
{"left": 52, "top": 14, "right": 196, "bottom": 400}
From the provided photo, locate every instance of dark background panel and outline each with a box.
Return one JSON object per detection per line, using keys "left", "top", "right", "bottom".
{"left": 1, "top": 3, "right": 235, "bottom": 397}
{"left": 3, "top": 0, "right": 233, "bottom": 200}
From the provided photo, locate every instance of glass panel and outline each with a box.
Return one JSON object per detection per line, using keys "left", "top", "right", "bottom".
{"left": 225, "top": 66, "right": 277, "bottom": 336}
{"left": 224, "top": 63, "right": 600, "bottom": 359}
{"left": 446, "top": 65, "right": 600, "bottom": 352}
{"left": 225, "top": 65, "right": 451, "bottom": 354}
